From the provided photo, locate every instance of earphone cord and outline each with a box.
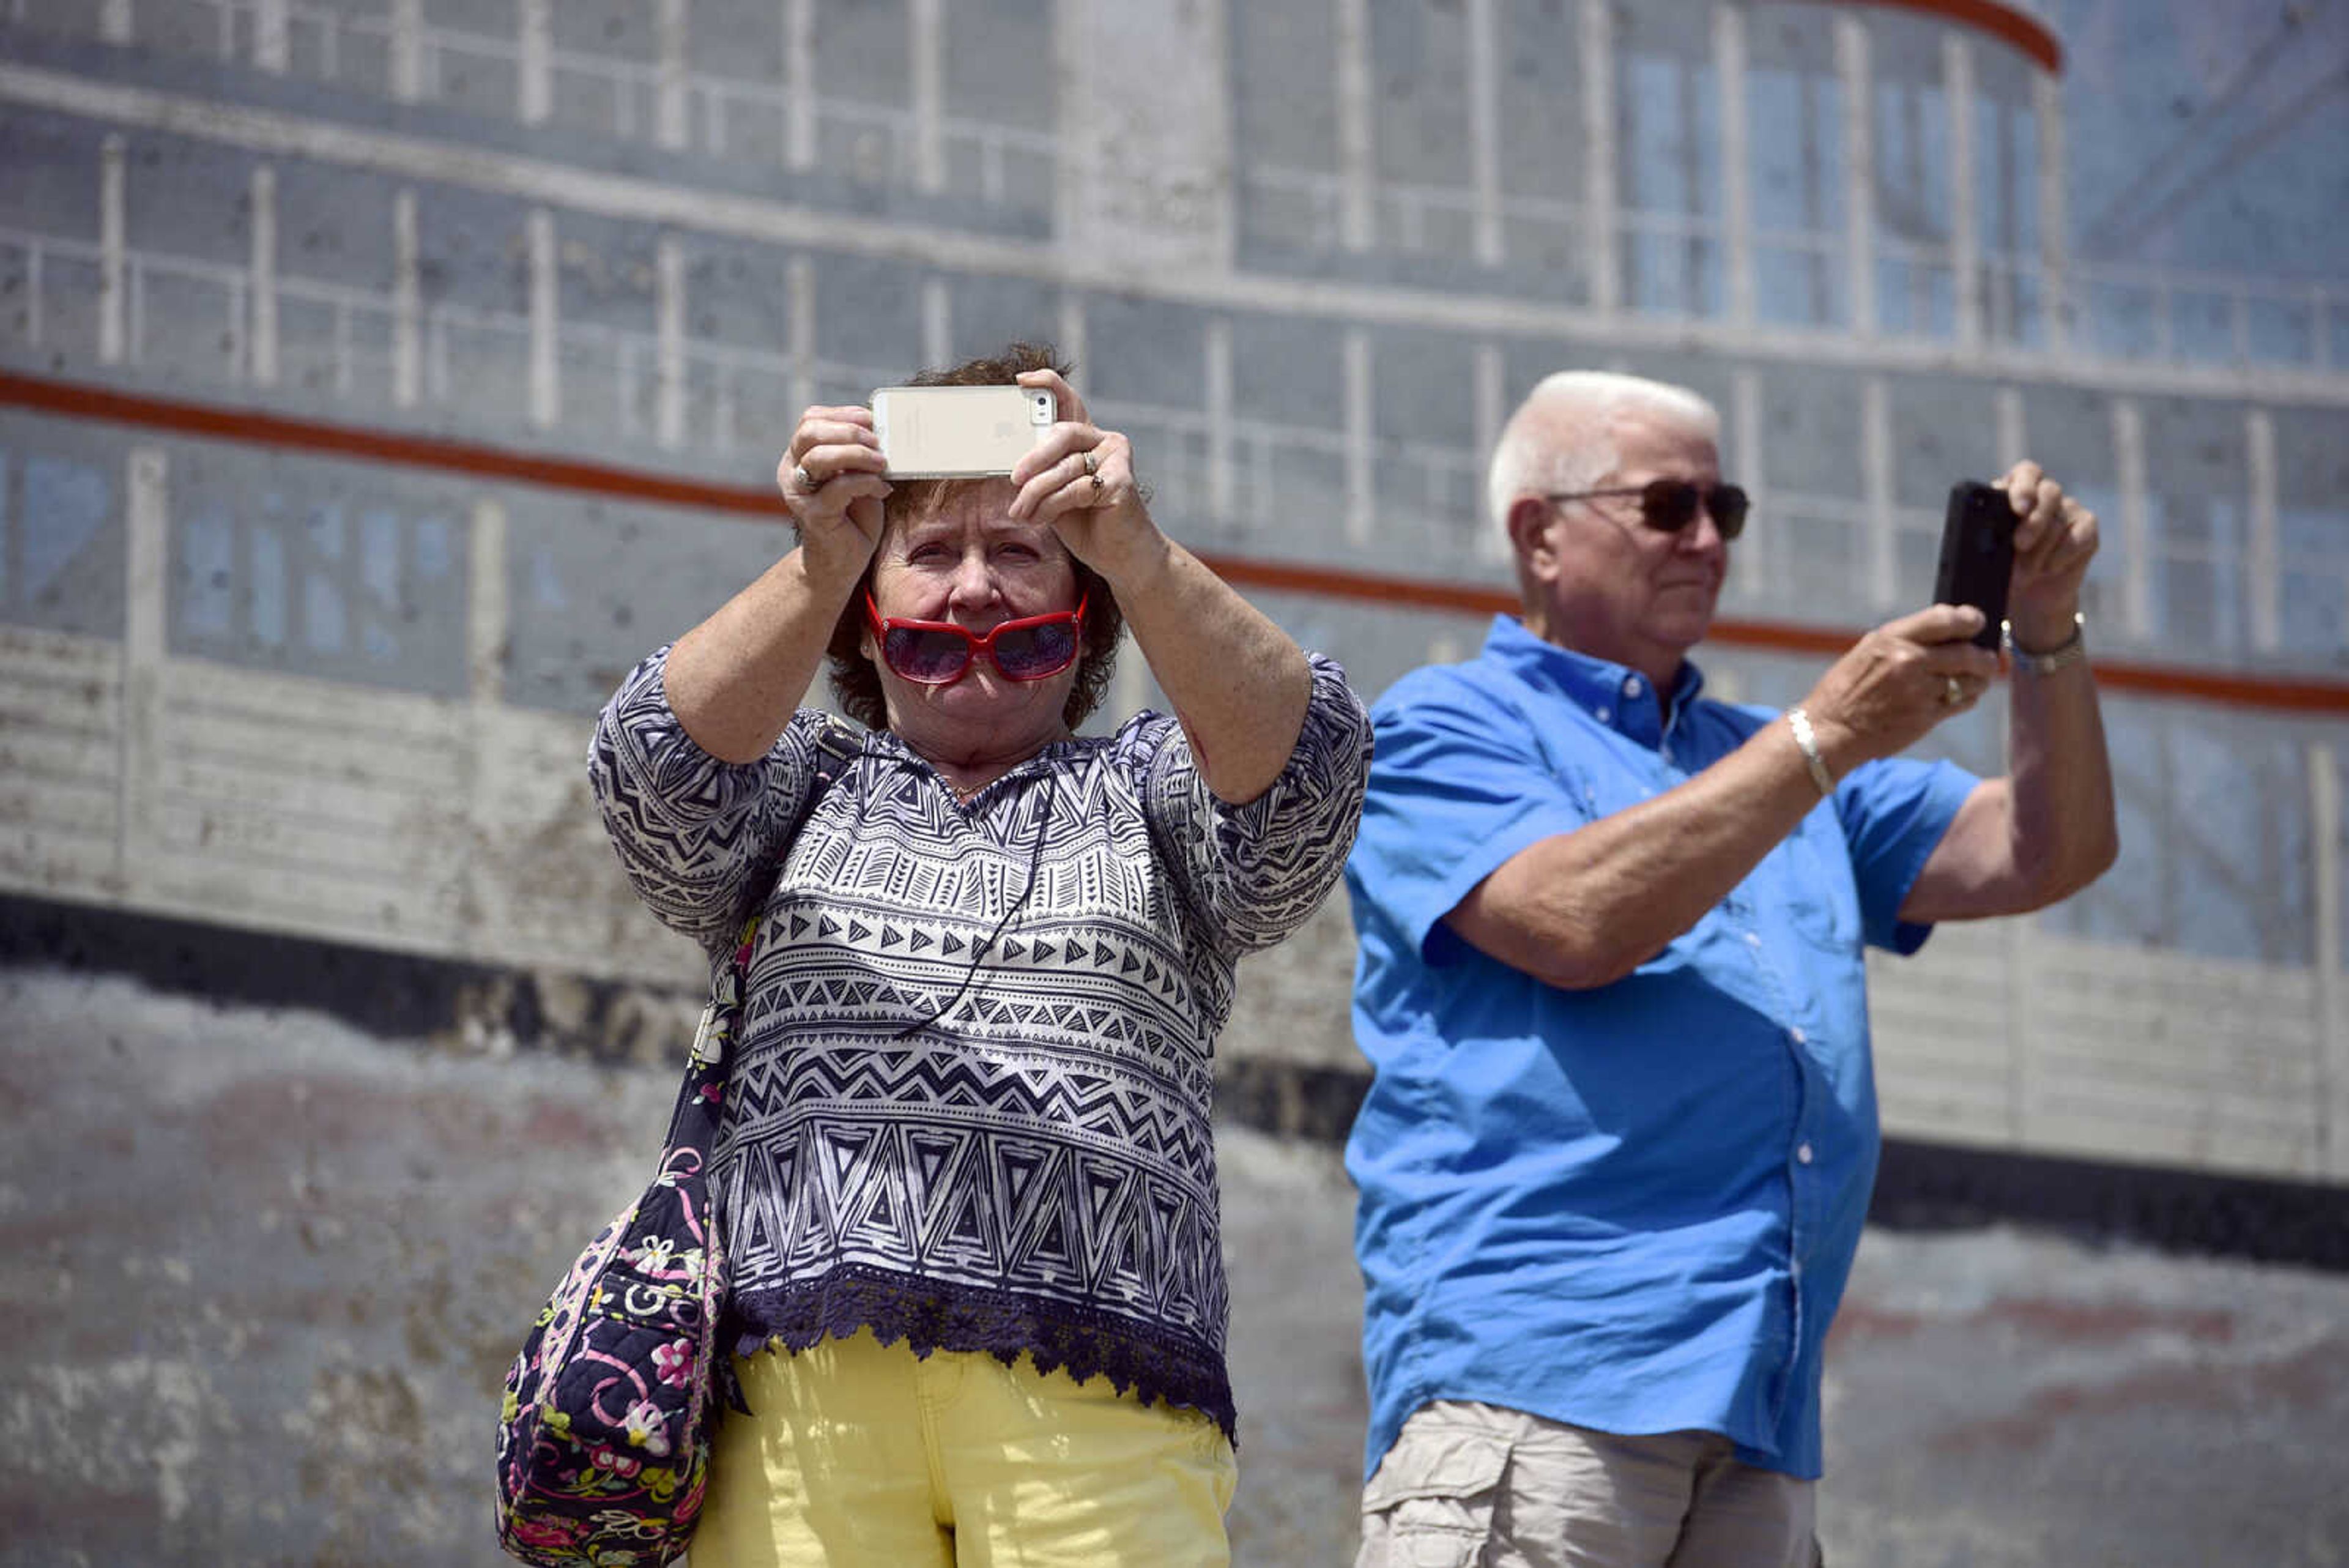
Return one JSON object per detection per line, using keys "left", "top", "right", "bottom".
{"left": 893, "top": 781, "right": 1053, "bottom": 1041}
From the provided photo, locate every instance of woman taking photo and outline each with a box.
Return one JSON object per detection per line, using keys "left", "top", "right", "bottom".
{"left": 588, "top": 343, "right": 1371, "bottom": 1566}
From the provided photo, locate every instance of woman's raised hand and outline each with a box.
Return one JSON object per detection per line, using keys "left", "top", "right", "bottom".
{"left": 1006, "top": 369, "right": 1165, "bottom": 585}
{"left": 777, "top": 404, "right": 891, "bottom": 590}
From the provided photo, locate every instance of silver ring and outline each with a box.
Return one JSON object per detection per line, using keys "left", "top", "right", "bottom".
{"left": 1081, "top": 449, "right": 1099, "bottom": 478}
{"left": 1941, "top": 675, "right": 1964, "bottom": 707}
{"left": 793, "top": 464, "right": 815, "bottom": 491}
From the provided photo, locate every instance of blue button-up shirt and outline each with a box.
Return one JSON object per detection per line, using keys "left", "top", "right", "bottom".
{"left": 1345, "top": 616, "right": 1976, "bottom": 1481}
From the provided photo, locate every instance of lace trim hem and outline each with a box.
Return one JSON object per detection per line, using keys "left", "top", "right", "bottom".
{"left": 724, "top": 1266, "right": 1238, "bottom": 1443}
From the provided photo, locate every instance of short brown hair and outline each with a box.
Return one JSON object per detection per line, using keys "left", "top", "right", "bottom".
{"left": 820, "top": 342, "right": 1125, "bottom": 731}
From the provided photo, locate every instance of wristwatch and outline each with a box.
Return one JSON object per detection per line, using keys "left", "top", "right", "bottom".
{"left": 2003, "top": 612, "right": 2088, "bottom": 676}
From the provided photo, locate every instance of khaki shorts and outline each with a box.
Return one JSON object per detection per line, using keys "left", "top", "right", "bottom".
{"left": 696, "top": 1326, "right": 1236, "bottom": 1567}
{"left": 1356, "top": 1400, "right": 1820, "bottom": 1568}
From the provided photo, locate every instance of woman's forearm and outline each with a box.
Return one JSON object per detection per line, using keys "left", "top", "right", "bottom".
{"left": 1105, "top": 535, "right": 1313, "bottom": 803}
{"left": 663, "top": 547, "right": 859, "bottom": 764}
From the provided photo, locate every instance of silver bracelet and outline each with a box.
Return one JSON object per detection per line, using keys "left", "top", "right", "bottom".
{"left": 1786, "top": 707, "right": 1835, "bottom": 798}
{"left": 2003, "top": 612, "right": 2088, "bottom": 677}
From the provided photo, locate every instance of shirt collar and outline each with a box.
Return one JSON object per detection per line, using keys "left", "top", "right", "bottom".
{"left": 1482, "top": 614, "right": 1705, "bottom": 749}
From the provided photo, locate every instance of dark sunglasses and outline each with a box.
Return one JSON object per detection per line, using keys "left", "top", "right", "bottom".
{"left": 1546, "top": 478, "right": 1750, "bottom": 540}
{"left": 865, "top": 590, "right": 1088, "bottom": 685}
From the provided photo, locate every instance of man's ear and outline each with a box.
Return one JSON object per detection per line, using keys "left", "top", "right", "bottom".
{"left": 1505, "top": 496, "right": 1559, "bottom": 578}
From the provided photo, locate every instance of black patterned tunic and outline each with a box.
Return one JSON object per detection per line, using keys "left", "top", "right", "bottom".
{"left": 589, "top": 648, "right": 1371, "bottom": 1437}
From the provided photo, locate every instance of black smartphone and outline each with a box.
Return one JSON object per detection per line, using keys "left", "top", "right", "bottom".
{"left": 1934, "top": 480, "right": 2016, "bottom": 650}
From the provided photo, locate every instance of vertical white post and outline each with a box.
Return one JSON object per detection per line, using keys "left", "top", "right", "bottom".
{"left": 1337, "top": 0, "right": 1375, "bottom": 252}
{"left": 459, "top": 496, "right": 510, "bottom": 945}
{"left": 910, "top": 0, "right": 946, "bottom": 193}
{"left": 656, "top": 236, "right": 687, "bottom": 450}
{"left": 657, "top": 0, "right": 691, "bottom": 152}
{"left": 469, "top": 499, "right": 508, "bottom": 706}
{"left": 2313, "top": 744, "right": 2347, "bottom": 1179}
{"left": 1474, "top": 340, "right": 1508, "bottom": 566}
{"left": 518, "top": 0, "right": 552, "bottom": 126}
{"left": 393, "top": 189, "right": 421, "bottom": 407}
{"left": 1836, "top": 13, "right": 1876, "bottom": 336}
{"left": 249, "top": 166, "right": 278, "bottom": 388}
{"left": 529, "top": 207, "right": 558, "bottom": 429}
{"left": 1206, "top": 318, "right": 1235, "bottom": 522}
{"left": 1345, "top": 328, "right": 1373, "bottom": 546}
{"left": 1580, "top": 0, "right": 1618, "bottom": 314}
{"left": 1945, "top": 35, "right": 1981, "bottom": 351}
{"left": 255, "top": 0, "right": 291, "bottom": 72}
{"left": 1995, "top": 384, "right": 2026, "bottom": 470}
{"left": 1715, "top": 2, "right": 1754, "bottom": 329}
{"left": 786, "top": 255, "right": 817, "bottom": 413}
{"left": 1466, "top": 0, "right": 1504, "bottom": 269}
{"left": 1732, "top": 366, "right": 1768, "bottom": 600}
{"left": 2033, "top": 69, "right": 2067, "bottom": 351}
{"left": 2113, "top": 398, "right": 2152, "bottom": 639}
{"left": 119, "top": 446, "right": 168, "bottom": 900}
{"left": 100, "top": 135, "right": 127, "bottom": 366}
{"left": 2246, "top": 406, "right": 2280, "bottom": 655}
{"left": 921, "top": 275, "right": 951, "bottom": 370}
{"left": 99, "top": 0, "right": 132, "bottom": 44}
{"left": 784, "top": 0, "right": 818, "bottom": 170}
{"left": 1056, "top": 290, "right": 1087, "bottom": 391}
{"left": 1862, "top": 374, "right": 1895, "bottom": 611}
{"left": 391, "top": 0, "right": 425, "bottom": 102}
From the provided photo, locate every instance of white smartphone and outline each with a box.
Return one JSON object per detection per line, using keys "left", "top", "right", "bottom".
{"left": 870, "top": 384, "right": 1058, "bottom": 478}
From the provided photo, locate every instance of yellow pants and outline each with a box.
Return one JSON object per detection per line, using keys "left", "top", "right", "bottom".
{"left": 692, "top": 1327, "right": 1238, "bottom": 1567}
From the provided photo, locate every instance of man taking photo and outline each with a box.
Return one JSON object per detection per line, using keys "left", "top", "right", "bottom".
{"left": 1344, "top": 370, "right": 2118, "bottom": 1568}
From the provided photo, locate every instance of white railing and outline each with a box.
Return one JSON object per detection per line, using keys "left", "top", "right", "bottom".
{"left": 0, "top": 224, "right": 250, "bottom": 378}
{"left": 1244, "top": 165, "right": 1581, "bottom": 264}
{"left": 2072, "top": 258, "right": 2339, "bottom": 373}
{"left": 150, "top": 0, "right": 1058, "bottom": 209}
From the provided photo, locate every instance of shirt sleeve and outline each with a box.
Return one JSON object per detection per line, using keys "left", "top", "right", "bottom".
{"left": 1349, "top": 671, "right": 1597, "bottom": 965}
{"left": 1833, "top": 754, "right": 1981, "bottom": 954}
{"left": 1131, "top": 651, "right": 1374, "bottom": 959}
{"left": 587, "top": 644, "right": 829, "bottom": 957}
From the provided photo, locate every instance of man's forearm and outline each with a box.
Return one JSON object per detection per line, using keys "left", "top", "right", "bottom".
{"left": 2005, "top": 641, "right": 2120, "bottom": 903}
{"left": 1450, "top": 718, "right": 1830, "bottom": 990}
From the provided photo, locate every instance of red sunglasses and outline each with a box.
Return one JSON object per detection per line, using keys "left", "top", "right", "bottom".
{"left": 865, "top": 591, "right": 1088, "bottom": 685}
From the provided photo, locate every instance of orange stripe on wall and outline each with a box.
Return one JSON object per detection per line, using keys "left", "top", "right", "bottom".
{"left": 1844, "top": 0, "right": 2064, "bottom": 74}
{"left": 6, "top": 368, "right": 2342, "bottom": 716}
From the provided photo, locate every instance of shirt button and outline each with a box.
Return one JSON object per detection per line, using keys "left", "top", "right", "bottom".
{"left": 1789, "top": 1025, "right": 1808, "bottom": 1045}
{"left": 1796, "top": 1142, "right": 1816, "bottom": 1165}
{"left": 1743, "top": 931, "right": 1762, "bottom": 948}
{"left": 1595, "top": 705, "right": 1612, "bottom": 723}
{"left": 1624, "top": 675, "right": 1643, "bottom": 696}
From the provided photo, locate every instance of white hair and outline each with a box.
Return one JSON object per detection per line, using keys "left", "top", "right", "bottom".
{"left": 1486, "top": 371, "right": 1722, "bottom": 546}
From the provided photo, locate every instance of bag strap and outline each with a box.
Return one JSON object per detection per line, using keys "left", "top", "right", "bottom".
{"left": 658, "top": 715, "right": 866, "bottom": 1164}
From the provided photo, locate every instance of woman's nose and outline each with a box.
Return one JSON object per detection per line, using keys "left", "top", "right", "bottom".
{"left": 946, "top": 550, "right": 1000, "bottom": 608}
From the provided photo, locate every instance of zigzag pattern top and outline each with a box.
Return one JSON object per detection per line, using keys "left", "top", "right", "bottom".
{"left": 588, "top": 647, "right": 1373, "bottom": 1438}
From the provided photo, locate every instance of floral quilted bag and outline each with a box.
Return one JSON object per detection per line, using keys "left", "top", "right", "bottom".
{"left": 492, "top": 915, "right": 758, "bottom": 1566}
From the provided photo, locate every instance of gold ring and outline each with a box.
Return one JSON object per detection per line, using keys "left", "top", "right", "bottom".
{"left": 1082, "top": 450, "right": 1099, "bottom": 477}
{"left": 1942, "top": 675, "right": 1964, "bottom": 707}
{"left": 1089, "top": 472, "right": 1105, "bottom": 498}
